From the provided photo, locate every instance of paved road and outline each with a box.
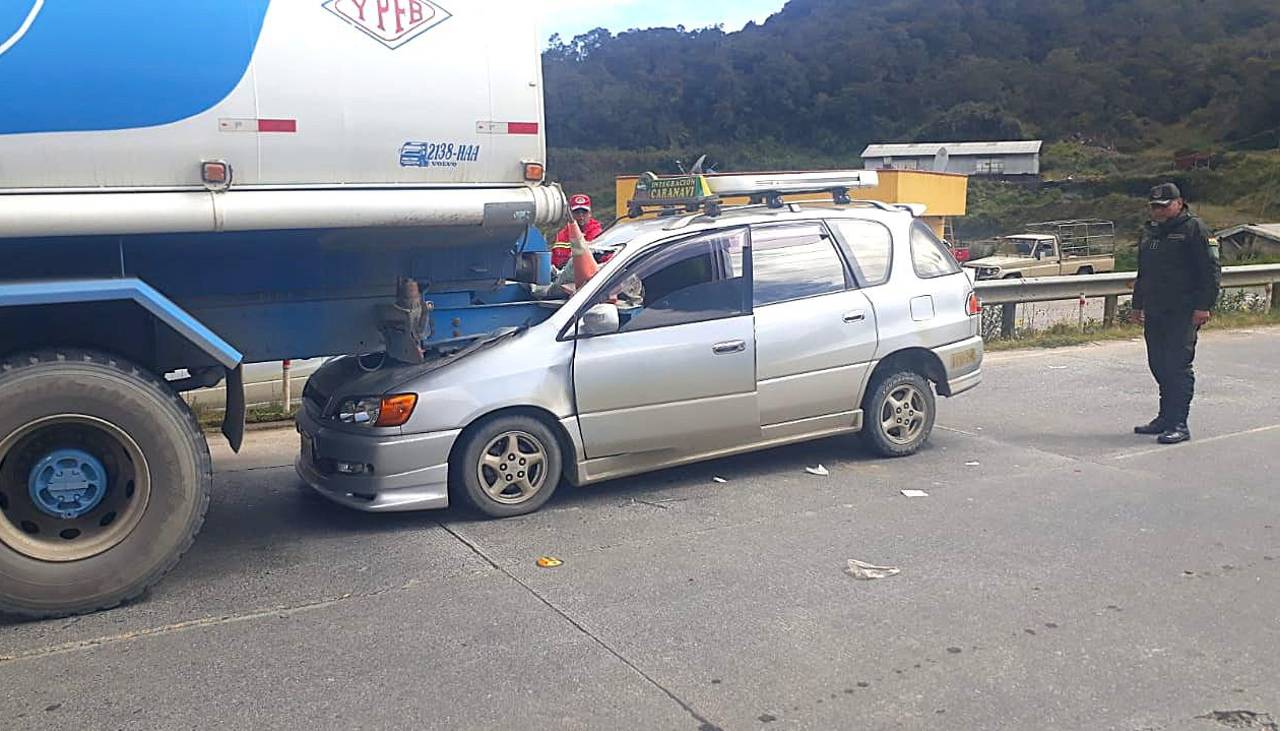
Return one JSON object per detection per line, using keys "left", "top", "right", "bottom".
{"left": 4, "top": 328, "right": 1279, "bottom": 731}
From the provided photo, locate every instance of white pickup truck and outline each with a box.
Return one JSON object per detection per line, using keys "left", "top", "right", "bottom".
{"left": 965, "top": 219, "right": 1117, "bottom": 280}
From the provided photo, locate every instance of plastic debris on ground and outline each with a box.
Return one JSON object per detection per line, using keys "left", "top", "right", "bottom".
{"left": 805, "top": 465, "right": 830, "bottom": 477}
{"left": 965, "top": 461, "right": 981, "bottom": 467}
{"left": 845, "top": 559, "right": 901, "bottom": 580}
{"left": 535, "top": 556, "right": 563, "bottom": 568}
{"left": 901, "top": 489, "right": 929, "bottom": 498}
{"left": 713, "top": 477, "right": 728, "bottom": 484}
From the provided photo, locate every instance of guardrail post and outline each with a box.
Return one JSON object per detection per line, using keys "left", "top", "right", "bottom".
{"left": 1001, "top": 303, "right": 1017, "bottom": 338}
{"left": 1103, "top": 295, "right": 1118, "bottom": 328}
{"left": 281, "top": 359, "right": 292, "bottom": 412}
{"left": 1266, "top": 283, "right": 1275, "bottom": 313}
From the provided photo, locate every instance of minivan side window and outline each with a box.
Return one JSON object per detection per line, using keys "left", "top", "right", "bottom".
{"left": 594, "top": 228, "right": 749, "bottom": 334}
{"left": 910, "top": 221, "right": 961, "bottom": 279}
{"left": 829, "top": 219, "right": 893, "bottom": 287}
{"left": 751, "top": 223, "right": 848, "bottom": 307}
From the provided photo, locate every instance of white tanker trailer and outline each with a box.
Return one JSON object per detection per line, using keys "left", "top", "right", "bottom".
{"left": 0, "top": 0, "right": 565, "bottom": 618}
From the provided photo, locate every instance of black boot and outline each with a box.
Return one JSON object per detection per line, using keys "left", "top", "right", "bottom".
{"left": 1134, "top": 418, "right": 1168, "bottom": 435}
{"left": 1157, "top": 423, "right": 1191, "bottom": 444}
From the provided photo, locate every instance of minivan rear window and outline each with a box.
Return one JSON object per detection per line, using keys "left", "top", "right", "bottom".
{"left": 910, "top": 221, "right": 961, "bottom": 279}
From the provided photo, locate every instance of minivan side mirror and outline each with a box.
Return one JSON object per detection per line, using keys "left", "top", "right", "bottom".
{"left": 578, "top": 303, "right": 620, "bottom": 337}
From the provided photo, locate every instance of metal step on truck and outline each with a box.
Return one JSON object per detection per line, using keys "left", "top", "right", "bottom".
{"left": 0, "top": 0, "right": 566, "bottom": 618}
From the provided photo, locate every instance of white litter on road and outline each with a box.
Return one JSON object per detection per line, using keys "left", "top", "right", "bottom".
{"left": 901, "top": 489, "right": 929, "bottom": 498}
{"left": 845, "top": 559, "right": 901, "bottom": 580}
{"left": 965, "top": 461, "right": 981, "bottom": 467}
{"left": 712, "top": 477, "right": 728, "bottom": 484}
{"left": 805, "top": 465, "right": 830, "bottom": 477}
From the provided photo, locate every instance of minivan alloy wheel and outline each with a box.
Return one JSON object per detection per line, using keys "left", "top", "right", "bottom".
{"left": 880, "top": 384, "right": 928, "bottom": 445}
{"left": 476, "top": 431, "right": 549, "bottom": 505}
{"left": 861, "top": 370, "right": 936, "bottom": 457}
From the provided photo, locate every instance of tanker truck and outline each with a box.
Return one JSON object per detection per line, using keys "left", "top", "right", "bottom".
{"left": 0, "top": 0, "right": 565, "bottom": 618}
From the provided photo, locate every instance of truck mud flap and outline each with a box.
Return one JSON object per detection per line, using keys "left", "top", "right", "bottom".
{"left": 221, "top": 364, "right": 245, "bottom": 453}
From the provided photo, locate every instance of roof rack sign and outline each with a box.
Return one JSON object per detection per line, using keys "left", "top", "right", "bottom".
{"left": 627, "top": 172, "right": 718, "bottom": 218}
{"left": 626, "top": 170, "right": 882, "bottom": 219}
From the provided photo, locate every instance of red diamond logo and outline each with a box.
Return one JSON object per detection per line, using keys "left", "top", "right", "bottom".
{"left": 323, "top": 0, "right": 452, "bottom": 50}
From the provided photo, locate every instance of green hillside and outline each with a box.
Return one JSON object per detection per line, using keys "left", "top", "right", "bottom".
{"left": 542, "top": 0, "right": 1280, "bottom": 256}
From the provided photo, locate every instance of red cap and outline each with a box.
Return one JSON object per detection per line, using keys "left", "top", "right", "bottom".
{"left": 569, "top": 194, "right": 592, "bottom": 211}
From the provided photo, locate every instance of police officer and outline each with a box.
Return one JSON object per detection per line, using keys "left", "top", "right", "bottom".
{"left": 1129, "top": 183, "right": 1221, "bottom": 444}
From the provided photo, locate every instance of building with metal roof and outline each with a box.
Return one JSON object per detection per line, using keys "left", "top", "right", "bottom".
{"left": 1216, "top": 223, "right": 1280, "bottom": 262}
{"left": 861, "top": 140, "right": 1043, "bottom": 178}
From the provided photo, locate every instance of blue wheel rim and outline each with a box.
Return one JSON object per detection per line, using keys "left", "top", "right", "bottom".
{"left": 27, "top": 448, "right": 109, "bottom": 519}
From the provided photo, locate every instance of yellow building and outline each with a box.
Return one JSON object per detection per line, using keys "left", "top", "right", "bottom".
{"left": 615, "top": 169, "right": 968, "bottom": 239}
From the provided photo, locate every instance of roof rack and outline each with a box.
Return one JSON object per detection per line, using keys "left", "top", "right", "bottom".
{"left": 627, "top": 170, "right": 882, "bottom": 219}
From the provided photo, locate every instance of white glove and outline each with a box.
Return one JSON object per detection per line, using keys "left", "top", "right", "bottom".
{"left": 568, "top": 220, "right": 590, "bottom": 256}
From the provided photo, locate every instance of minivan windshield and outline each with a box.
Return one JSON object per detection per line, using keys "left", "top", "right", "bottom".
{"left": 587, "top": 220, "right": 650, "bottom": 257}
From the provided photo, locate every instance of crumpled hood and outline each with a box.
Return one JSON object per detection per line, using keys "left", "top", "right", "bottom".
{"left": 304, "top": 329, "right": 523, "bottom": 412}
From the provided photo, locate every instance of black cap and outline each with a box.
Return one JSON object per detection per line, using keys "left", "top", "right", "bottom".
{"left": 1149, "top": 183, "right": 1182, "bottom": 205}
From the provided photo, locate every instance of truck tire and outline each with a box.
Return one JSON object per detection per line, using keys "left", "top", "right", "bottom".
{"left": 0, "top": 350, "right": 210, "bottom": 619}
{"left": 860, "top": 370, "right": 936, "bottom": 458}
{"left": 453, "top": 415, "right": 562, "bottom": 518}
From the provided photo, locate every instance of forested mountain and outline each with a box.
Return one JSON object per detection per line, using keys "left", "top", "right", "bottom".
{"left": 543, "top": 0, "right": 1280, "bottom": 153}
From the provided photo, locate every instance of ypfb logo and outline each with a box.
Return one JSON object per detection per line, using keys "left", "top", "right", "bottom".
{"left": 0, "top": 0, "right": 44, "bottom": 57}
{"left": 323, "top": 0, "right": 452, "bottom": 50}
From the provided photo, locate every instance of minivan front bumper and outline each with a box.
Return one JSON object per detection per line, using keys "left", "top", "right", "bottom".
{"left": 294, "top": 407, "right": 459, "bottom": 512}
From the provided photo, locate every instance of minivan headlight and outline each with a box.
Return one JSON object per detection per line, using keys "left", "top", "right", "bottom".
{"left": 332, "top": 394, "right": 418, "bottom": 428}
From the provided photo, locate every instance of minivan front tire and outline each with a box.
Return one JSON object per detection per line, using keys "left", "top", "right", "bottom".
{"left": 453, "top": 415, "right": 562, "bottom": 518}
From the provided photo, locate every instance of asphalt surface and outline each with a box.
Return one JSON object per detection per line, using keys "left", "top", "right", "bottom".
{"left": 3, "top": 328, "right": 1279, "bottom": 731}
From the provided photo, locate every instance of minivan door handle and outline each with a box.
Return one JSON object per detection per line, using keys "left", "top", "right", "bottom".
{"left": 843, "top": 310, "right": 867, "bottom": 323}
{"left": 712, "top": 340, "right": 746, "bottom": 355}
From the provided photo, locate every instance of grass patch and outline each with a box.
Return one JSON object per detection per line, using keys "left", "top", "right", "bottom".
{"left": 986, "top": 310, "right": 1280, "bottom": 351}
{"left": 195, "top": 404, "right": 298, "bottom": 431}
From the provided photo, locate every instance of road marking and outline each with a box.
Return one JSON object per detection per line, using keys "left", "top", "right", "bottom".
{"left": 0, "top": 596, "right": 346, "bottom": 664}
{"left": 0, "top": 579, "right": 422, "bottom": 665}
{"left": 1113, "top": 423, "right": 1280, "bottom": 461}
{"left": 436, "top": 521, "right": 722, "bottom": 730}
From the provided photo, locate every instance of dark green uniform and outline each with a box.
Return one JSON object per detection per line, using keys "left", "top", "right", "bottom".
{"left": 1132, "top": 210, "right": 1221, "bottom": 427}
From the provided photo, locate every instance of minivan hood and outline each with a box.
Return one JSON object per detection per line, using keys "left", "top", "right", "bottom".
{"left": 305, "top": 328, "right": 524, "bottom": 411}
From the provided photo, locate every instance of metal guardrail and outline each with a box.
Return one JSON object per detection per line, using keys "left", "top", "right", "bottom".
{"left": 192, "top": 265, "right": 1280, "bottom": 413}
{"left": 973, "top": 263, "right": 1280, "bottom": 337}
{"left": 974, "top": 264, "right": 1280, "bottom": 305}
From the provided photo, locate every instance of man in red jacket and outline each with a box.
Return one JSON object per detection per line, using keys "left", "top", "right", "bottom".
{"left": 553, "top": 194, "right": 604, "bottom": 269}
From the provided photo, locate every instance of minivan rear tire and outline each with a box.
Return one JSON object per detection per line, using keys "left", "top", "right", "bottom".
{"left": 860, "top": 371, "right": 936, "bottom": 458}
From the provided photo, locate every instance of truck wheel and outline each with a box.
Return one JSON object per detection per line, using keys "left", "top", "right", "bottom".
{"left": 1076, "top": 267, "right": 1094, "bottom": 275}
{"left": 860, "top": 371, "right": 936, "bottom": 458}
{"left": 453, "top": 415, "right": 561, "bottom": 518}
{"left": 0, "top": 351, "right": 210, "bottom": 619}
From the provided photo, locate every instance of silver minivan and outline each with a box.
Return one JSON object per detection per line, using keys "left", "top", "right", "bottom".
{"left": 296, "top": 203, "right": 983, "bottom": 517}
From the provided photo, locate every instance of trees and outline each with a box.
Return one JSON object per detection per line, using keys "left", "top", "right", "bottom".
{"left": 542, "top": 0, "right": 1280, "bottom": 154}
